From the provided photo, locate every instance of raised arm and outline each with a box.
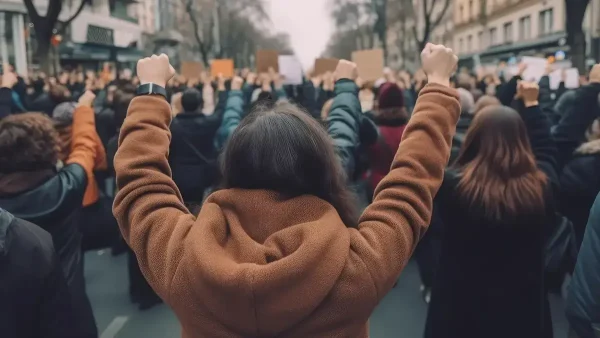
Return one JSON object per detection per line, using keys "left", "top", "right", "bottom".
{"left": 0, "top": 69, "right": 18, "bottom": 119}
{"left": 113, "top": 55, "right": 194, "bottom": 301}
{"left": 551, "top": 66, "right": 600, "bottom": 170}
{"left": 326, "top": 65, "right": 362, "bottom": 178}
{"left": 350, "top": 44, "right": 461, "bottom": 298}
{"left": 65, "top": 91, "right": 99, "bottom": 175}
{"left": 214, "top": 76, "right": 245, "bottom": 150}
{"left": 518, "top": 81, "right": 558, "bottom": 184}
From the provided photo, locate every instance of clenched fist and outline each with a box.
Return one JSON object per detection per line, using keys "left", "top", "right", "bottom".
{"left": 1, "top": 65, "right": 18, "bottom": 89}
{"left": 420, "top": 43, "right": 458, "bottom": 87}
{"left": 335, "top": 60, "right": 358, "bottom": 82}
{"left": 589, "top": 64, "right": 600, "bottom": 84}
{"left": 518, "top": 81, "right": 539, "bottom": 107}
{"left": 78, "top": 90, "right": 96, "bottom": 108}
{"left": 137, "top": 54, "right": 175, "bottom": 88}
{"left": 231, "top": 76, "right": 244, "bottom": 91}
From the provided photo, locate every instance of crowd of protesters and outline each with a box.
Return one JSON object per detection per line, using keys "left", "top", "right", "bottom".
{"left": 0, "top": 41, "right": 599, "bottom": 338}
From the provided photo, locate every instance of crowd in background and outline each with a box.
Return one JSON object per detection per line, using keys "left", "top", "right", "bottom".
{"left": 0, "top": 42, "right": 599, "bottom": 338}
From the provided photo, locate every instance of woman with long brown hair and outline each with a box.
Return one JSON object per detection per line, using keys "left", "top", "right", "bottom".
{"left": 113, "top": 45, "right": 460, "bottom": 338}
{"left": 424, "top": 81, "right": 558, "bottom": 338}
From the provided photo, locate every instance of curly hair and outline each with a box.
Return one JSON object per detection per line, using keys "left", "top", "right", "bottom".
{"left": 0, "top": 113, "right": 60, "bottom": 173}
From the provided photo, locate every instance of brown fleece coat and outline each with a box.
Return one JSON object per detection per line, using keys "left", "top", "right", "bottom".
{"left": 113, "top": 84, "right": 460, "bottom": 338}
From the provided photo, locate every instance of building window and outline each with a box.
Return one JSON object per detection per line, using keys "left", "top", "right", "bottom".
{"left": 478, "top": 31, "right": 484, "bottom": 49}
{"left": 539, "top": 9, "right": 554, "bottom": 36}
{"left": 503, "top": 22, "right": 513, "bottom": 43}
{"left": 519, "top": 15, "right": 531, "bottom": 40}
{"left": 459, "top": 38, "right": 464, "bottom": 53}
{"left": 489, "top": 27, "right": 498, "bottom": 46}
{"left": 86, "top": 25, "right": 114, "bottom": 45}
{"left": 467, "top": 35, "right": 473, "bottom": 52}
{"left": 468, "top": 0, "right": 473, "bottom": 19}
{"left": 459, "top": 4, "right": 464, "bottom": 23}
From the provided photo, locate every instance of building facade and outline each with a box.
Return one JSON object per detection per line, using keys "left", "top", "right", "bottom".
{"left": 453, "top": 0, "right": 600, "bottom": 67}
{"left": 0, "top": 0, "right": 160, "bottom": 74}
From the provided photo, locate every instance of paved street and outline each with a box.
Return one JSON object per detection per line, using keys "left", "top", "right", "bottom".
{"left": 85, "top": 250, "right": 570, "bottom": 338}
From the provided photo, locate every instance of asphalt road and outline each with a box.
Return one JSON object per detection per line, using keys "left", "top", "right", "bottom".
{"left": 85, "top": 250, "right": 569, "bottom": 338}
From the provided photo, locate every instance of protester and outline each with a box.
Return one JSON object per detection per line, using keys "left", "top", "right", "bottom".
{"left": 112, "top": 45, "right": 459, "bottom": 337}
{"left": 367, "top": 82, "right": 409, "bottom": 192}
{"left": 566, "top": 192, "right": 600, "bottom": 338}
{"left": 449, "top": 87, "right": 476, "bottom": 163}
{"left": 0, "top": 88, "right": 99, "bottom": 337}
{"left": 0, "top": 208, "right": 84, "bottom": 338}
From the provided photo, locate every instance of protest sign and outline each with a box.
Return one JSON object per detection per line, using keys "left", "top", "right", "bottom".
{"left": 256, "top": 50, "right": 279, "bottom": 73}
{"left": 314, "top": 58, "right": 339, "bottom": 77}
{"left": 520, "top": 56, "right": 547, "bottom": 83}
{"left": 550, "top": 68, "right": 580, "bottom": 89}
{"left": 352, "top": 49, "right": 384, "bottom": 82}
{"left": 278, "top": 55, "right": 303, "bottom": 85}
{"left": 180, "top": 61, "right": 204, "bottom": 80}
{"left": 211, "top": 59, "right": 235, "bottom": 78}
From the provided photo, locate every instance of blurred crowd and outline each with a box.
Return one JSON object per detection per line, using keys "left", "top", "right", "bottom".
{"left": 0, "top": 43, "right": 599, "bottom": 338}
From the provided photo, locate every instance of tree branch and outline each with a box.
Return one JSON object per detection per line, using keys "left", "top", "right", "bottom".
{"left": 23, "top": 0, "right": 40, "bottom": 21}
{"left": 57, "top": 0, "right": 90, "bottom": 35}
{"left": 185, "top": 0, "right": 209, "bottom": 65}
{"left": 431, "top": 0, "right": 451, "bottom": 30}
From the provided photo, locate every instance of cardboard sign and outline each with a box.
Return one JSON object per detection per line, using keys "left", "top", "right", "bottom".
{"left": 550, "top": 68, "right": 580, "bottom": 90}
{"left": 256, "top": 50, "right": 279, "bottom": 73}
{"left": 180, "top": 61, "right": 204, "bottom": 80}
{"left": 520, "top": 56, "right": 547, "bottom": 83}
{"left": 314, "top": 58, "right": 339, "bottom": 77}
{"left": 211, "top": 59, "right": 235, "bottom": 78}
{"left": 352, "top": 49, "right": 384, "bottom": 82}
{"left": 278, "top": 55, "right": 303, "bottom": 85}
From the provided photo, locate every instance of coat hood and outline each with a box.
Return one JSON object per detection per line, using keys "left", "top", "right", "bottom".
{"left": 0, "top": 209, "right": 15, "bottom": 256}
{"left": 181, "top": 189, "right": 350, "bottom": 336}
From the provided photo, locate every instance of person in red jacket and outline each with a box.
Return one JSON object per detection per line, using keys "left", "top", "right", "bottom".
{"left": 368, "top": 82, "right": 410, "bottom": 192}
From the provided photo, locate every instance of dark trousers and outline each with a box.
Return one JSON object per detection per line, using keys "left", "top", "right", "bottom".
{"left": 128, "top": 248, "right": 160, "bottom": 303}
{"left": 80, "top": 197, "right": 120, "bottom": 251}
{"left": 71, "top": 255, "right": 98, "bottom": 338}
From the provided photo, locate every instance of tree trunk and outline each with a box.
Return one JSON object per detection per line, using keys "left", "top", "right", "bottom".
{"left": 36, "top": 34, "right": 53, "bottom": 74}
{"left": 570, "top": 31, "right": 587, "bottom": 73}
{"left": 566, "top": 0, "right": 590, "bottom": 73}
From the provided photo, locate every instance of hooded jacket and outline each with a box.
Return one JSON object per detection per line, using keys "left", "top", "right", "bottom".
{"left": 113, "top": 83, "right": 459, "bottom": 338}
{"left": 0, "top": 209, "right": 82, "bottom": 338}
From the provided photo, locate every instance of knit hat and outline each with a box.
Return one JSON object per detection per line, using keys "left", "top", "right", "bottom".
{"left": 378, "top": 82, "right": 404, "bottom": 110}
{"left": 52, "top": 101, "right": 78, "bottom": 125}
{"left": 457, "top": 88, "right": 475, "bottom": 115}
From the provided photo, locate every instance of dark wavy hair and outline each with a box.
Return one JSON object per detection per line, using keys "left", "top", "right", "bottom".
{"left": 0, "top": 112, "right": 60, "bottom": 173}
{"left": 453, "top": 105, "right": 548, "bottom": 220}
{"left": 220, "top": 100, "right": 359, "bottom": 227}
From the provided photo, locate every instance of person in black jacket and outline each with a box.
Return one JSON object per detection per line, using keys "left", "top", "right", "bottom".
{"left": 425, "top": 81, "right": 557, "bottom": 338}
{"left": 552, "top": 66, "right": 600, "bottom": 247}
{"left": 169, "top": 77, "right": 227, "bottom": 205}
{"left": 0, "top": 91, "right": 100, "bottom": 338}
{"left": 0, "top": 208, "right": 83, "bottom": 338}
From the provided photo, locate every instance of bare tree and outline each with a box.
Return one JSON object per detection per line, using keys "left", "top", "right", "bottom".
{"left": 412, "top": 0, "right": 452, "bottom": 51}
{"left": 23, "top": 0, "right": 133, "bottom": 72}
{"left": 565, "top": 0, "right": 591, "bottom": 73}
{"left": 184, "top": 0, "right": 214, "bottom": 67}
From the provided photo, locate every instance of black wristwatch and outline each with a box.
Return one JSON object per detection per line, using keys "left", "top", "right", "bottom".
{"left": 136, "top": 83, "right": 167, "bottom": 99}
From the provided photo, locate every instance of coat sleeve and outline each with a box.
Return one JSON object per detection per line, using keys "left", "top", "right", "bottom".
{"left": 214, "top": 90, "right": 245, "bottom": 150}
{"left": 350, "top": 84, "right": 460, "bottom": 299}
{"left": 566, "top": 192, "right": 600, "bottom": 338}
{"left": 497, "top": 75, "right": 521, "bottom": 107}
{"left": 326, "top": 79, "right": 362, "bottom": 178}
{"left": 551, "top": 83, "right": 600, "bottom": 170}
{"left": 301, "top": 81, "right": 320, "bottom": 119}
{"left": 0, "top": 87, "right": 12, "bottom": 119}
{"left": 113, "top": 96, "right": 194, "bottom": 301}
{"left": 65, "top": 105, "right": 98, "bottom": 180}
{"left": 519, "top": 104, "right": 559, "bottom": 185}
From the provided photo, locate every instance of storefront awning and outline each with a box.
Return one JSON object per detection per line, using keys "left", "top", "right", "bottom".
{"left": 59, "top": 42, "right": 144, "bottom": 63}
{"left": 479, "top": 32, "right": 567, "bottom": 59}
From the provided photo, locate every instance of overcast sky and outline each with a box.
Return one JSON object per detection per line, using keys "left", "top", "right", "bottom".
{"left": 267, "top": 0, "right": 332, "bottom": 70}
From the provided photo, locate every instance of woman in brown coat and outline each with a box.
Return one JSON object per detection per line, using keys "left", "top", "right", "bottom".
{"left": 113, "top": 45, "right": 460, "bottom": 338}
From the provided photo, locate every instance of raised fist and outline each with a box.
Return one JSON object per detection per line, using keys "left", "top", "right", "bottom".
{"left": 589, "top": 64, "right": 600, "bottom": 84}
{"left": 231, "top": 76, "right": 244, "bottom": 91}
{"left": 420, "top": 43, "right": 457, "bottom": 87}
{"left": 518, "top": 81, "right": 539, "bottom": 107}
{"left": 78, "top": 90, "right": 96, "bottom": 108}
{"left": 1, "top": 65, "right": 18, "bottom": 89}
{"left": 137, "top": 54, "right": 175, "bottom": 88}
{"left": 335, "top": 60, "right": 358, "bottom": 82}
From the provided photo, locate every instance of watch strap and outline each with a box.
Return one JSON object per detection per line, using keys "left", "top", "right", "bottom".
{"left": 136, "top": 83, "right": 167, "bottom": 99}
